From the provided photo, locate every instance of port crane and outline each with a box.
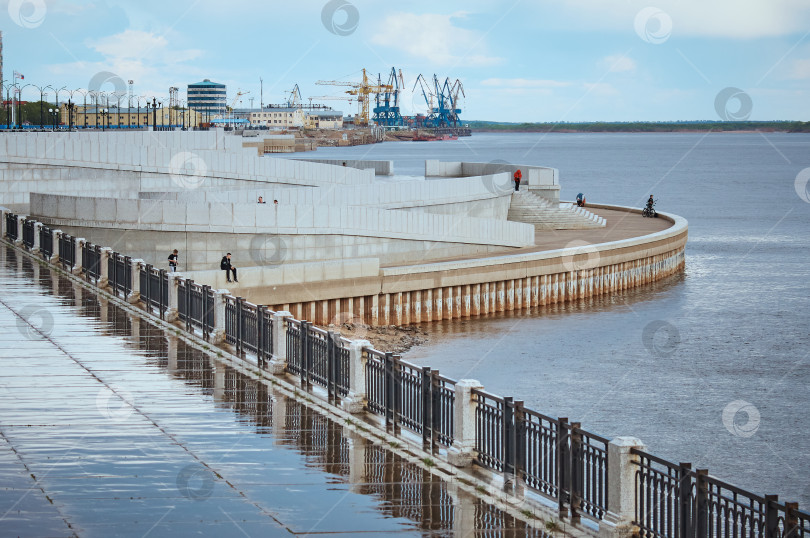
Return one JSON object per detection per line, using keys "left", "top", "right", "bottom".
{"left": 316, "top": 69, "right": 392, "bottom": 126}
{"left": 372, "top": 68, "right": 405, "bottom": 127}
{"left": 412, "top": 74, "right": 464, "bottom": 128}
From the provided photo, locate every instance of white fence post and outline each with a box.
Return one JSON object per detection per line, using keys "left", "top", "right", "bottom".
{"left": 166, "top": 273, "right": 181, "bottom": 322}
{"left": 341, "top": 339, "right": 370, "bottom": 414}
{"left": 51, "top": 230, "right": 62, "bottom": 263}
{"left": 448, "top": 379, "right": 484, "bottom": 467}
{"left": 211, "top": 289, "right": 229, "bottom": 344}
{"left": 128, "top": 259, "right": 143, "bottom": 303}
{"left": 598, "top": 437, "right": 646, "bottom": 538}
{"left": 31, "top": 222, "right": 42, "bottom": 253}
{"left": 73, "top": 238, "right": 86, "bottom": 275}
{"left": 98, "top": 247, "right": 112, "bottom": 288}
{"left": 267, "top": 310, "right": 292, "bottom": 373}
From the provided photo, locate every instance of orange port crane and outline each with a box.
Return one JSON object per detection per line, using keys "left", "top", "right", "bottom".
{"left": 316, "top": 68, "right": 392, "bottom": 126}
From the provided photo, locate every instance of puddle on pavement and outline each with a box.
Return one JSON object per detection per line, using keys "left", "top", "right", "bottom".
{"left": 1, "top": 245, "right": 549, "bottom": 536}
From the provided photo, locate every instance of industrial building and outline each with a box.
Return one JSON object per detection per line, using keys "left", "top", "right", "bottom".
{"left": 187, "top": 79, "right": 226, "bottom": 119}
{"left": 59, "top": 105, "right": 202, "bottom": 129}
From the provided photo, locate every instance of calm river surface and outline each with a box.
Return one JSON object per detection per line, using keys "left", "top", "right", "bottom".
{"left": 292, "top": 132, "right": 810, "bottom": 505}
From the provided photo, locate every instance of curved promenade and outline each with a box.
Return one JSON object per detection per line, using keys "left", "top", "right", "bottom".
{"left": 261, "top": 203, "right": 688, "bottom": 326}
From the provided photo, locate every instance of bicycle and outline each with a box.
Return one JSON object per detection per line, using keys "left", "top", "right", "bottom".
{"left": 642, "top": 200, "right": 657, "bottom": 218}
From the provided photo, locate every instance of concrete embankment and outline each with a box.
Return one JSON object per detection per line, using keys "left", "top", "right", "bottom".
{"left": 256, "top": 204, "right": 687, "bottom": 325}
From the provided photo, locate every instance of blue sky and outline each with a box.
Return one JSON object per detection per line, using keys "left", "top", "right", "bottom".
{"left": 3, "top": 0, "right": 809, "bottom": 122}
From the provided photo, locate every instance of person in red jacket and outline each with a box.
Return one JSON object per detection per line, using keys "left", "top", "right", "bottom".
{"left": 513, "top": 169, "right": 522, "bottom": 191}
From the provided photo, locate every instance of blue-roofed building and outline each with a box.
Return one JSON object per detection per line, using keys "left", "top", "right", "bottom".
{"left": 187, "top": 79, "right": 226, "bottom": 119}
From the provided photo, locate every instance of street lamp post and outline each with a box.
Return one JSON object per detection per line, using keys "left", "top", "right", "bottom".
{"left": 48, "top": 108, "right": 58, "bottom": 130}
{"left": 152, "top": 97, "right": 157, "bottom": 130}
{"left": 18, "top": 83, "right": 36, "bottom": 129}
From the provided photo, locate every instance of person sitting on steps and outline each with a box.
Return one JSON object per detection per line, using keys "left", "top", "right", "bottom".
{"left": 220, "top": 253, "right": 238, "bottom": 283}
{"left": 576, "top": 193, "right": 586, "bottom": 207}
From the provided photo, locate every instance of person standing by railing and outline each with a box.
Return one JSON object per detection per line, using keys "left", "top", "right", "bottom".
{"left": 513, "top": 169, "right": 522, "bottom": 191}
{"left": 168, "top": 249, "right": 179, "bottom": 272}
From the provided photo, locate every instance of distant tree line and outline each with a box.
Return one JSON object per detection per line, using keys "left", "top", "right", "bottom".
{"left": 0, "top": 100, "right": 58, "bottom": 127}
{"left": 467, "top": 121, "right": 810, "bottom": 133}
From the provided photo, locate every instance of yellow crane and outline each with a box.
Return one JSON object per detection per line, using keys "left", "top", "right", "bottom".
{"left": 316, "top": 68, "right": 392, "bottom": 126}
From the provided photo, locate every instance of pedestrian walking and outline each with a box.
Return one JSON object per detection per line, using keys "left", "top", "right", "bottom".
{"left": 220, "top": 253, "right": 238, "bottom": 283}
{"left": 168, "top": 249, "right": 179, "bottom": 272}
{"left": 513, "top": 169, "right": 522, "bottom": 191}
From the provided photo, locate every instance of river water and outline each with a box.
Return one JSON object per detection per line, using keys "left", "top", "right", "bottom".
{"left": 292, "top": 132, "right": 810, "bottom": 506}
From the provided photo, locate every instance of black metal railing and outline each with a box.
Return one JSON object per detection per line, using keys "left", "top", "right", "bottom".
{"left": 178, "top": 279, "right": 215, "bottom": 340}
{"left": 9, "top": 228, "right": 808, "bottom": 538}
{"left": 81, "top": 241, "right": 101, "bottom": 282}
{"left": 225, "top": 296, "right": 273, "bottom": 362}
{"left": 4, "top": 213, "right": 17, "bottom": 240}
{"left": 633, "top": 449, "right": 810, "bottom": 538}
{"left": 285, "top": 321, "right": 348, "bottom": 402}
{"left": 139, "top": 263, "right": 168, "bottom": 318}
{"left": 364, "top": 349, "right": 455, "bottom": 452}
{"left": 39, "top": 225, "right": 53, "bottom": 259}
{"left": 107, "top": 252, "right": 132, "bottom": 299}
{"left": 473, "top": 389, "right": 608, "bottom": 523}
{"left": 59, "top": 233, "right": 76, "bottom": 270}
{"left": 22, "top": 218, "right": 35, "bottom": 248}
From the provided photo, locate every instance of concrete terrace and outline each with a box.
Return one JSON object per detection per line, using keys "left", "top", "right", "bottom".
{"left": 0, "top": 245, "right": 543, "bottom": 536}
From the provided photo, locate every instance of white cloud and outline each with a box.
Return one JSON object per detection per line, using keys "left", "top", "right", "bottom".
{"left": 481, "top": 78, "right": 572, "bottom": 88}
{"left": 370, "top": 12, "right": 502, "bottom": 67}
{"left": 789, "top": 59, "right": 810, "bottom": 79}
{"left": 559, "top": 0, "right": 810, "bottom": 39}
{"left": 48, "top": 29, "right": 205, "bottom": 95}
{"left": 603, "top": 55, "right": 636, "bottom": 73}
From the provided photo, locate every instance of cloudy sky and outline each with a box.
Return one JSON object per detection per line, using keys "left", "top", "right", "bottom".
{"left": 3, "top": 0, "right": 809, "bottom": 122}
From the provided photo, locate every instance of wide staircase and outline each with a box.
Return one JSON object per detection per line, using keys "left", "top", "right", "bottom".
{"left": 507, "top": 191, "right": 606, "bottom": 230}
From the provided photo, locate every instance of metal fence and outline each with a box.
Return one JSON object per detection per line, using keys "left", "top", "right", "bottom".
{"left": 178, "top": 279, "right": 215, "bottom": 340}
{"left": 4, "top": 213, "right": 17, "bottom": 241}
{"left": 139, "top": 263, "right": 168, "bottom": 318}
{"left": 59, "top": 233, "right": 76, "bottom": 270}
{"left": 39, "top": 225, "right": 53, "bottom": 259}
{"left": 22, "top": 218, "right": 35, "bottom": 248}
{"left": 472, "top": 389, "right": 608, "bottom": 523}
{"left": 225, "top": 296, "right": 273, "bottom": 362}
{"left": 365, "top": 349, "right": 455, "bottom": 453}
{"left": 5, "top": 219, "right": 806, "bottom": 538}
{"left": 633, "top": 450, "right": 810, "bottom": 538}
{"left": 285, "top": 320, "right": 349, "bottom": 403}
{"left": 107, "top": 252, "right": 132, "bottom": 299}
{"left": 81, "top": 241, "right": 102, "bottom": 282}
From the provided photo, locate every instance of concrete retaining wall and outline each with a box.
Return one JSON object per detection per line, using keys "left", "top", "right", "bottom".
{"left": 0, "top": 131, "right": 374, "bottom": 206}
{"left": 255, "top": 206, "right": 688, "bottom": 325}
{"left": 180, "top": 257, "right": 380, "bottom": 290}
{"left": 291, "top": 158, "right": 394, "bottom": 175}
{"left": 426, "top": 160, "right": 561, "bottom": 202}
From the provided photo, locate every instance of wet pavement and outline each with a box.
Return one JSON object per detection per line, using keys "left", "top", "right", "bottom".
{"left": 0, "top": 244, "right": 544, "bottom": 537}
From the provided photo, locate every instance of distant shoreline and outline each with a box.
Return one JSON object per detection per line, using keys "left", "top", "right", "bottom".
{"left": 467, "top": 121, "right": 810, "bottom": 134}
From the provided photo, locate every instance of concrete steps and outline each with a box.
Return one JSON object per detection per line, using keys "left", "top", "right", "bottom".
{"left": 507, "top": 191, "right": 606, "bottom": 230}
